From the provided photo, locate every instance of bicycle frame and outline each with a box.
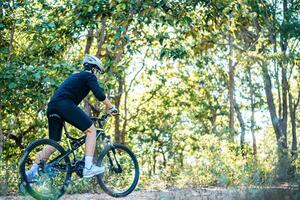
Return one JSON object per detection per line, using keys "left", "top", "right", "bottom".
{"left": 48, "top": 114, "right": 113, "bottom": 172}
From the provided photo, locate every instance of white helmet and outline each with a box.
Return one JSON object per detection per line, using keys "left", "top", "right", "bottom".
{"left": 83, "top": 54, "right": 104, "bottom": 74}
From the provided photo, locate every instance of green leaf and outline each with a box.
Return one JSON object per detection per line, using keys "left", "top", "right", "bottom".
{"left": 53, "top": 44, "right": 60, "bottom": 50}
{"left": 159, "top": 37, "right": 164, "bottom": 45}
{"left": 167, "top": 19, "right": 174, "bottom": 26}
{"left": 53, "top": 64, "right": 60, "bottom": 68}
{"left": 75, "top": 20, "right": 82, "bottom": 25}
{"left": 48, "top": 22, "right": 55, "bottom": 28}
{"left": 0, "top": 47, "right": 9, "bottom": 53}
{"left": 114, "top": 33, "right": 120, "bottom": 39}
{"left": 8, "top": 82, "right": 17, "bottom": 89}
{"left": 106, "top": 83, "right": 113, "bottom": 90}
{"left": 124, "top": 34, "right": 129, "bottom": 41}
{"left": 0, "top": 23, "right": 4, "bottom": 30}
{"left": 120, "top": 26, "right": 126, "bottom": 32}
{"left": 88, "top": 6, "right": 93, "bottom": 12}
{"left": 122, "top": 3, "right": 126, "bottom": 10}
{"left": 33, "top": 72, "right": 41, "bottom": 79}
{"left": 116, "top": 4, "right": 123, "bottom": 12}
{"left": 160, "top": 48, "right": 168, "bottom": 59}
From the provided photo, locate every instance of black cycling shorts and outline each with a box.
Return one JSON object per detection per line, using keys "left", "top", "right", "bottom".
{"left": 47, "top": 99, "right": 93, "bottom": 141}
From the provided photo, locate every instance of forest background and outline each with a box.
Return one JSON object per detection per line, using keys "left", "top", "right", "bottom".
{"left": 0, "top": 0, "right": 300, "bottom": 195}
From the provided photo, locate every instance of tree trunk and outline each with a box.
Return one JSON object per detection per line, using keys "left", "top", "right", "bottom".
{"left": 275, "top": 64, "right": 282, "bottom": 119}
{"left": 251, "top": 124, "right": 257, "bottom": 157}
{"left": 289, "top": 92, "right": 300, "bottom": 159}
{"left": 111, "top": 25, "right": 129, "bottom": 144}
{"left": 179, "top": 150, "right": 184, "bottom": 167}
{"left": 120, "top": 64, "right": 145, "bottom": 144}
{"left": 96, "top": 17, "right": 106, "bottom": 58}
{"left": 83, "top": 29, "right": 94, "bottom": 115}
{"left": 84, "top": 29, "right": 94, "bottom": 55}
{"left": 210, "top": 112, "right": 217, "bottom": 134}
{"left": 280, "top": 64, "right": 288, "bottom": 145}
{"left": 261, "top": 62, "right": 289, "bottom": 180}
{"left": 0, "top": 99, "right": 3, "bottom": 156}
{"left": 114, "top": 77, "right": 124, "bottom": 144}
{"left": 228, "top": 34, "right": 235, "bottom": 140}
{"left": 277, "top": 0, "right": 289, "bottom": 180}
{"left": 121, "top": 88, "right": 128, "bottom": 143}
{"left": 152, "top": 150, "right": 156, "bottom": 175}
{"left": 161, "top": 149, "right": 167, "bottom": 168}
{"left": 248, "top": 68, "right": 257, "bottom": 156}
{"left": 114, "top": 107, "right": 121, "bottom": 143}
{"left": 234, "top": 101, "right": 246, "bottom": 156}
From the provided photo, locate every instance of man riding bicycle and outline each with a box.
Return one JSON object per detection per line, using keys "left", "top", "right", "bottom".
{"left": 26, "top": 54, "right": 118, "bottom": 180}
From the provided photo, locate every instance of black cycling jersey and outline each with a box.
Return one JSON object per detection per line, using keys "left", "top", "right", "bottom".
{"left": 47, "top": 70, "right": 106, "bottom": 141}
{"left": 50, "top": 71, "right": 106, "bottom": 105}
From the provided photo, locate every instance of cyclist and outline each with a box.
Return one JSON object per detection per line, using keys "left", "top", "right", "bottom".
{"left": 26, "top": 54, "right": 118, "bottom": 180}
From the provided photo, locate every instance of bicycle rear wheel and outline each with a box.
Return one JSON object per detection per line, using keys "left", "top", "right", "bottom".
{"left": 19, "top": 139, "right": 71, "bottom": 200}
{"left": 96, "top": 143, "right": 139, "bottom": 197}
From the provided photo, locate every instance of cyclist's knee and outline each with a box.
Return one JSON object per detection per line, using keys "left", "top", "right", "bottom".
{"left": 85, "top": 124, "right": 96, "bottom": 135}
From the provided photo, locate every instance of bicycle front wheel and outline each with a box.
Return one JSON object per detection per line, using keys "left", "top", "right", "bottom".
{"left": 19, "top": 139, "right": 72, "bottom": 200}
{"left": 96, "top": 143, "right": 139, "bottom": 197}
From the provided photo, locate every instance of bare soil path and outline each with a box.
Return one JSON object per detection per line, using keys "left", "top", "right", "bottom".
{"left": 1, "top": 186, "right": 300, "bottom": 200}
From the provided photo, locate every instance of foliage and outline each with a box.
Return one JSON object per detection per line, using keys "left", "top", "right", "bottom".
{"left": 1, "top": 0, "right": 300, "bottom": 196}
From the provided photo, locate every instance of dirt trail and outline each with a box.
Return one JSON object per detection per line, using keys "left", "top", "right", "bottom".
{"left": 1, "top": 186, "right": 300, "bottom": 200}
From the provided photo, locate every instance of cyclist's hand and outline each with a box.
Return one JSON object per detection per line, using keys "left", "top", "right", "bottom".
{"left": 107, "top": 105, "right": 118, "bottom": 116}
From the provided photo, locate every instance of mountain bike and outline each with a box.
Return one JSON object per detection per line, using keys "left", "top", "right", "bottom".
{"left": 19, "top": 113, "right": 139, "bottom": 199}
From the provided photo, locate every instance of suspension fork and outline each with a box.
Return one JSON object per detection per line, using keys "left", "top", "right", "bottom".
{"left": 106, "top": 145, "right": 122, "bottom": 173}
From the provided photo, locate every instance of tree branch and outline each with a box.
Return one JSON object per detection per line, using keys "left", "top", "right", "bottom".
{"left": 96, "top": 17, "right": 107, "bottom": 58}
{"left": 128, "top": 86, "right": 162, "bottom": 121}
{"left": 7, "top": 0, "right": 15, "bottom": 64}
{"left": 260, "top": 62, "right": 280, "bottom": 139}
{"left": 84, "top": 29, "right": 94, "bottom": 54}
{"left": 126, "top": 59, "right": 146, "bottom": 94}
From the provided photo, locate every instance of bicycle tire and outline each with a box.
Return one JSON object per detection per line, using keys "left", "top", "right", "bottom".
{"left": 19, "top": 139, "right": 72, "bottom": 200}
{"left": 96, "top": 143, "right": 139, "bottom": 197}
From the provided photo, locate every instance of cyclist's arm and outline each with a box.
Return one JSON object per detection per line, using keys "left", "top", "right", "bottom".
{"left": 87, "top": 74, "right": 114, "bottom": 110}
{"left": 102, "top": 97, "right": 114, "bottom": 110}
{"left": 87, "top": 75, "right": 106, "bottom": 99}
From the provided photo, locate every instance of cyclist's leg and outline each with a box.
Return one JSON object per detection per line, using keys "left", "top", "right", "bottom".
{"left": 56, "top": 100, "right": 104, "bottom": 177}
{"left": 83, "top": 124, "right": 105, "bottom": 177}
{"left": 34, "top": 114, "right": 63, "bottom": 163}
{"left": 26, "top": 107, "right": 63, "bottom": 178}
{"left": 26, "top": 145, "right": 57, "bottom": 180}
{"left": 85, "top": 124, "right": 97, "bottom": 157}
{"left": 33, "top": 107, "right": 63, "bottom": 163}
